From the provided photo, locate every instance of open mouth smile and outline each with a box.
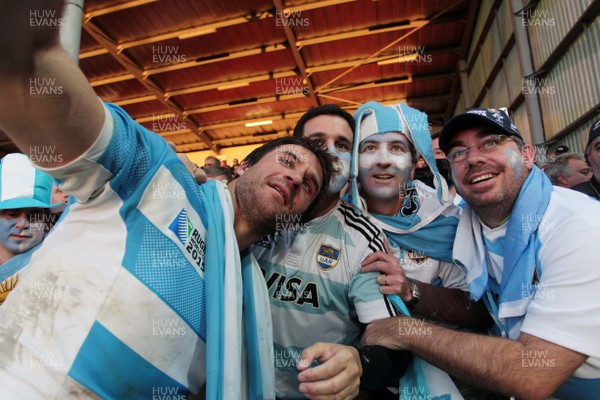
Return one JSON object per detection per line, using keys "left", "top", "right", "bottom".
{"left": 470, "top": 173, "right": 496, "bottom": 184}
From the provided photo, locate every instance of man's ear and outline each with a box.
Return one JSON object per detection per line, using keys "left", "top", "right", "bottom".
{"left": 236, "top": 161, "right": 250, "bottom": 176}
{"left": 557, "top": 175, "right": 569, "bottom": 187}
{"left": 522, "top": 144, "right": 536, "bottom": 168}
{"left": 409, "top": 163, "right": 417, "bottom": 180}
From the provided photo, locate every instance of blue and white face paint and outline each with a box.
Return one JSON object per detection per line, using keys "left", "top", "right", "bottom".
{"left": 328, "top": 145, "right": 351, "bottom": 194}
{"left": 358, "top": 132, "right": 413, "bottom": 202}
{"left": 0, "top": 209, "right": 46, "bottom": 257}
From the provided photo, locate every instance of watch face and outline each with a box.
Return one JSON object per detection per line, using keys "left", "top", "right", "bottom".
{"left": 411, "top": 281, "right": 420, "bottom": 299}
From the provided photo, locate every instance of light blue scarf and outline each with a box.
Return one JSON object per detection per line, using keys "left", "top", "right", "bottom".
{"left": 203, "top": 181, "right": 274, "bottom": 399}
{"left": 346, "top": 101, "right": 460, "bottom": 262}
{"left": 453, "top": 166, "right": 552, "bottom": 338}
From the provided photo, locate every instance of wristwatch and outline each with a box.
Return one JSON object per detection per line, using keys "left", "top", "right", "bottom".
{"left": 404, "top": 280, "right": 420, "bottom": 309}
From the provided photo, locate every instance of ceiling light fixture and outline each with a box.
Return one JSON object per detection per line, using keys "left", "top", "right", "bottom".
{"left": 178, "top": 28, "right": 217, "bottom": 40}
{"left": 377, "top": 53, "right": 420, "bottom": 66}
{"left": 217, "top": 82, "right": 250, "bottom": 91}
{"left": 245, "top": 120, "right": 273, "bottom": 127}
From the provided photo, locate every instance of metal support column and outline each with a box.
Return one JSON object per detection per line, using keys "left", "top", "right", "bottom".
{"left": 511, "top": 0, "right": 545, "bottom": 145}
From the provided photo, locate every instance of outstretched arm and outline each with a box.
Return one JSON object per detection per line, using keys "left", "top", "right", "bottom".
{"left": 361, "top": 244, "right": 491, "bottom": 327}
{"left": 363, "top": 316, "right": 587, "bottom": 399}
{"left": 0, "top": 0, "right": 104, "bottom": 167}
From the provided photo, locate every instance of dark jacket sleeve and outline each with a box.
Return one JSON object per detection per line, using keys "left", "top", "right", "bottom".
{"left": 354, "top": 345, "right": 411, "bottom": 390}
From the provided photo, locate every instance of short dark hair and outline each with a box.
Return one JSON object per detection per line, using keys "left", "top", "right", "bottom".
{"left": 293, "top": 104, "right": 355, "bottom": 138}
{"left": 204, "top": 166, "right": 232, "bottom": 182}
{"left": 243, "top": 137, "right": 335, "bottom": 215}
{"left": 204, "top": 155, "right": 219, "bottom": 166}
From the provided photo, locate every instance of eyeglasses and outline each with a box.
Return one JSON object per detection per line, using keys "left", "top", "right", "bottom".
{"left": 446, "top": 134, "right": 513, "bottom": 164}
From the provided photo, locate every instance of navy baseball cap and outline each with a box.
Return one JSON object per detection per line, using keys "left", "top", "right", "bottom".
{"left": 439, "top": 108, "right": 522, "bottom": 154}
{"left": 587, "top": 118, "right": 600, "bottom": 147}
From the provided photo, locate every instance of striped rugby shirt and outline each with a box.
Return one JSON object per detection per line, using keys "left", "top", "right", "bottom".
{"left": 252, "top": 200, "right": 398, "bottom": 398}
{"left": 0, "top": 104, "right": 273, "bottom": 399}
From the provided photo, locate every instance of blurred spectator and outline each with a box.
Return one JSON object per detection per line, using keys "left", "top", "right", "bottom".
{"left": 203, "top": 155, "right": 219, "bottom": 168}
{"left": 51, "top": 183, "right": 69, "bottom": 205}
{"left": 544, "top": 152, "right": 591, "bottom": 188}
{"left": 204, "top": 166, "right": 232, "bottom": 183}
{"left": 0, "top": 154, "right": 59, "bottom": 304}
{"left": 166, "top": 142, "right": 206, "bottom": 184}
{"left": 416, "top": 132, "right": 457, "bottom": 201}
{"left": 572, "top": 119, "right": 600, "bottom": 199}
{"left": 431, "top": 132, "right": 446, "bottom": 159}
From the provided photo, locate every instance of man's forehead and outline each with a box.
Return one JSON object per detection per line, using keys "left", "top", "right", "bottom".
{"left": 361, "top": 131, "right": 409, "bottom": 144}
{"left": 304, "top": 115, "right": 353, "bottom": 139}
{"left": 449, "top": 127, "right": 494, "bottom": 143}
{"left": 569, "top": 158, "right": 588, "bottom": 167}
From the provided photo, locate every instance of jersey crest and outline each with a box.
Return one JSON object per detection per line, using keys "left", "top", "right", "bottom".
{"left": 316, "top": 244, "right": 340, "bottom": 271}
{"left": 407, "top": 249, "right": 429, "bottom": 265}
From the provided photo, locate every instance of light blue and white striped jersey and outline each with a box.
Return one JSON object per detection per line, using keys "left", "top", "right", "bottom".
{"left": 0, "top": 104, "right": 274, "bottom": 399}
{"left": 252, "top": 200, "right": 398, "bottom": 399}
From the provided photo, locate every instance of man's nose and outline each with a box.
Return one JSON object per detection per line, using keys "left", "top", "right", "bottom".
{"left": 14, "top": 213, "right": 29, "bottom": 229}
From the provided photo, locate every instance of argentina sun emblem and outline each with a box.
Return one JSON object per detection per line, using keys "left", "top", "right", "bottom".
{"left": 317, "top": 244, "right": 340, "bottom": 271}
{"left": 407, "top": 249, "right": 429, "bottom": 265}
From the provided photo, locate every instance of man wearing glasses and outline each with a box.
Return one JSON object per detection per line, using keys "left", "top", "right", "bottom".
{"left": 364, "top": 108, "right": 600, "bottom": 399}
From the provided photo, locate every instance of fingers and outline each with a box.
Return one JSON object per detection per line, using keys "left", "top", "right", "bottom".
{"left": 360, "top": 250, "right": 387, "bottom": 267}
{"left": 361, "top": 252, "right": 398, "bottom": 274}
{"left": 383, "top": 239, "right": 393, "bottom": 254}
{"left": 297, "top": 343, "right": 361, "bottom": 400}
{"left": 376, "top": 273, "right": 388, "bottom": 287}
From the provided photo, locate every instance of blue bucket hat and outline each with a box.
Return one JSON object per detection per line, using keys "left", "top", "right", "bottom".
{"left": 349, "top": 101, "right": 451, "bottom": 213}
{"left": 0, "top": 153, "right": 62, "bottom": 210}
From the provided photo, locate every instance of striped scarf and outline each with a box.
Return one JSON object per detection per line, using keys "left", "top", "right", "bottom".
{"left": 203, "top": 181, "right": 275, "bottom": 399}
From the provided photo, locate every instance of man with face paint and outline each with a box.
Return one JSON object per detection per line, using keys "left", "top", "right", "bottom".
{"left": 350, "top": 102, "right": 489, "bottom": 328}
{"left": 364, "top": 108, "right": 600, "bottom": 399}
{"left": 252, "top": 105, "right": 410, "bottom": 399}
{"left": 0, "top": 153, "right": 60, "bottom": 304}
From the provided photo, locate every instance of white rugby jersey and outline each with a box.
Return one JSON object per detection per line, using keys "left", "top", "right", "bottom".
{"left": 0, "top": 104, "right": 273, "bottom": 399}
{"left": 252, "top": 200, "right": 398, "bottom": 398}
{"left": 460, "top": 187, "right": 600, "bottom": 399}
